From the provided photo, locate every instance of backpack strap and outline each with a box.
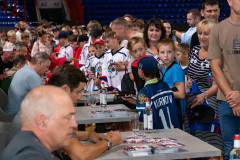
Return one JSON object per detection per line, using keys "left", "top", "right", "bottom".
{"left": 162, "top": 61, "right": 177, "bottom": 81}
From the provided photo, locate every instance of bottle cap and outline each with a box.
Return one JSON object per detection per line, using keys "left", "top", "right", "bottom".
{"left": 146, "top": 99, "right": 150, "bottom": 102}
{"left": 234, "top": 134, "right": 240, "bottom": 140}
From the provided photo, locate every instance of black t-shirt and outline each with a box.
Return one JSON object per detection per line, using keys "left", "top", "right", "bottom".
{"left": 0, "top": 56, "right": 13, "bottom": 75}
{"left": 190, "top": 32, "right": 200, "bottom": 51}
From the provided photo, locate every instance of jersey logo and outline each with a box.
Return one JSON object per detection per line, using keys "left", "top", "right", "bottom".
{"left": 138, "top": 93, "right": 147, "bottom": 104}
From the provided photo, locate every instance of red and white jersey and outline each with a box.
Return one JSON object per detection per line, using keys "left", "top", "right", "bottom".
{"left": 102, "top": 47, "right": 129, "bottom": 91}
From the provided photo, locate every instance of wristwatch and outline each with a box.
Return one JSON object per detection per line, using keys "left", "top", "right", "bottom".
{"left": 104, "top": 139, "right": 112, "bottom": 150}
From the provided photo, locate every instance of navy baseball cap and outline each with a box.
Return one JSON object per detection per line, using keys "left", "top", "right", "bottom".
{"left": 138, "top": 56, "right": 158, "bottom": 72}
{"left": 52, "top": 26, "right": 60, "bottom": 31}
{"left": 58, "top": 31, "right": 68, "bottom": 39}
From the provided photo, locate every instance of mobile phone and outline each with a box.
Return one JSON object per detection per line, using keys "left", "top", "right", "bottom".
{"left": 90, "top": 67, "right": 95, "bottom": 74}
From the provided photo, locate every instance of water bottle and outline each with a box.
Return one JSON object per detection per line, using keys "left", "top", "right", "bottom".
{"left": 100, "top": 81, "right": 107, "bottom": 110}
{"left": 146, "top": 99, "right": 153, "bottom": 133}
{"left": 230, "top": 134, "right": 240, "bottom": 160}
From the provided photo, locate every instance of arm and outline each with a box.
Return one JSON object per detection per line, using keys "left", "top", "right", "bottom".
{"left": 63, "top": 131, "right": 121, "bottom": 160}
{"left": 0, "top": 71, "right": 16, "bottom": 79}
{"left": 173, "top": 30, "right": 182, "bottom": 40}
{"left": 210, "top": 59, "right": 240, "bottom": 116}
{"left": 73, "top": 130, "right": 106, "bottom": 143}
{"left": 173, "top": 81, "right": 185, "bottom": 99}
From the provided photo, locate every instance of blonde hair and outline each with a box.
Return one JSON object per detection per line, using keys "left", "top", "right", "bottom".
{"left": 197, "top": 18, "right": 217, "bottom": 34}
{"left": 102, "top": 29, "right": 115, "bottom": 40}
{"left": 87, "top": 20, "right": 102, "bottom": 31}
{"left": 157, "top": 38, "right": 176, "bottom": 52}
{"left": 7, "top": 30, "right": 16, "bottom": 38}
{"left": 112, "top": 17, "right": 130, "bottom": 29}
{"left": 128, "top": 36, "right": 147, "bottom": 53}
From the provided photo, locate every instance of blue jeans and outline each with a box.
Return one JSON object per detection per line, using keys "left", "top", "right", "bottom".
{"left": 218, "top": 100, "right": 240, "bottom": 160}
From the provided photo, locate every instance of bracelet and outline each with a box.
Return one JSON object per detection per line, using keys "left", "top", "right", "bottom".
{"left": 203, "top": 92, "right": 208, "bottom": 101}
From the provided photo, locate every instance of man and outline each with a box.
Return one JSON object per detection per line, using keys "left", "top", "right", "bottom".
{"left": 191, "top": 0, "right": 220, "bottom": 49}
{"left": 0, "top": 86, "right": 78, "bottom": 159}
{"left": 0, "top": 42, "right": 16, "bottom": 84}
{"left": 207, "top": 0, "right": 240, "bottom": 159}
{"left": 16, "top": 21, "right": 32, "bottom": 43}
{"left": 111, "top": 17, "right": 142, "bottom": 48}
{"left": 6, "top": 52, "right": 51, "bottom": 114}
{"left": 172, "top": 9, "right": 201, "bottom": 46}
{"left": 49, "top": 64, "right": 122, "bottom": 160}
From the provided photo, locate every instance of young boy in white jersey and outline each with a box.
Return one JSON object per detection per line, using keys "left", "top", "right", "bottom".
{"left": 101, "top": 29, "right": 129, "bottom": 91}
{"left": 79, "top": 28, "right": 101, "bottom": 67}
{"left": 58, "top": 31, "right": 73, "bottom": 59}
{"left": 84, "top": 39, "right": 105, "bottom": 91}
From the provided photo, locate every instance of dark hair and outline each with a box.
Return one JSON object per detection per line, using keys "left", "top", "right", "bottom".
{"left": 49, "top": 64, "right": 87, "bottom": 92}
{"left": 142, "top": 67, "right": 159, "bottom": 79}
{"left": 69, "top": 34, "right": 78, "bottom": 42}
{"left": 144, "top": 18, "right": 166, "bottom": 48}
{"left": 163, "top": 20, "right": 173, "bottom": 38}
{"left": 188, "top": 9, "right": 201, "bottom": 19}
{"left": 13, "top": 54, "right": 27, "bottom": 66}
{"left": 38, "top": 29, "right": 47, "bottom": 37}
{"left": 202, "top": 0, "right": 219, "bottom": 10}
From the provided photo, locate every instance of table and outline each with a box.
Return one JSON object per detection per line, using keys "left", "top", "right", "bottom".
{"left": 78, "top": 93, "right": 115, "bottom": 104}
{"left": 93, "top": 129, "right": 221, "bottom": 160}
{"left": 75, "top": 104, "right": 136, "bottom": 124}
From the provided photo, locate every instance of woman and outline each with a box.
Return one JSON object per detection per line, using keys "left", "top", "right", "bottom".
{"left": 72, "top": 26, "right": 83, "bottom": 36}
{"left": 163, "top": 20, "right": 178, "bottom": 42}
{"left": 187, "top": 19, "right": 223, "bottom": 151}
{"left": 31, "top": 29, "right": 52, "bottom": 57}
{"left": 143, "top": 18, "right": 165, "bottom": 58}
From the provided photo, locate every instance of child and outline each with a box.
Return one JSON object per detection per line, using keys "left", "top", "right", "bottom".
{"left": 157, "top": 38, "right": 185, "bottom": 100}
{"left": 7, "top": 30, "right": 16, "bottom": 44}
{"left": 88, "top": 44, "right": 96, "bottom": 58}
{"left": 136, "top": 56, "right": 180, "bottom": 129}
{"left": 21, "top": 31, "right": 31, "bottom": 61}
{"left": 176, "top": 43, "right": 190, "bottom": 93}
{"left": 157, "top": 38, "right": 186, "bottom": 124}
{"left": 69, "top": 35, "right": 82, "bottom": 67}
{"left": 58, "top": 31, "right": 73, "bottom": 58}
{"left": 128, "top": 36, "right": 148, "bottom": 92}
{"left": 84, "top": 39, "right": 105, "bottom": 91}
{"left": 0, "top": 54, "right": 27, "bottom": 94}
{"left": 176, "top": 43, "right": 190, "bottom": 75}
{"left": 79, "top": 28, "right": 101, "bottom": 67}
{"left": 101, "top": 29, "right": 129, "bottom": 91}
{"left": 129, "top": 18, "right": 145, "bottom": 33}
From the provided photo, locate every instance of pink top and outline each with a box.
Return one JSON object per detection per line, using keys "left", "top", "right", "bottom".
{"left": 31, "top": 40, "right": 52, "bottom": 57}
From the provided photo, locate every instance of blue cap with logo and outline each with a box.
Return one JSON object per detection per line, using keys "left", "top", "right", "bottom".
{"left": 138, "top": 56, "right": 158, "bottom": 72}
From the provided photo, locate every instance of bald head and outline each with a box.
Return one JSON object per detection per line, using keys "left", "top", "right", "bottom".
{"left": 20, "top": 85, "right": 73, "bottom": 126}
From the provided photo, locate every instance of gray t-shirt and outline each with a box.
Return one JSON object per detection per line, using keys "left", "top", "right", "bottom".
{"left": 1, "top": 131, "right": 59, "bottom": 160}
{"left": 6, "top": 65, "right": 42, "bottom": 114}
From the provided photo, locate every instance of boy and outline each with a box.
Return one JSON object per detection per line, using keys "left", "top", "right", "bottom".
{"left": 0, "top": 54, "right": 27, "bottom": 94}
{"left": 15, "top": 42, "right": 28, "bottom": 57}
{"left": 136, "top": 56, "right": 180, "bottom": 129}
{"left": 176, "top": 43, "right": 190, "bottom": 93}
{"left": 88, "top": 44, "right": 96, "bottom": 58}
{"left": 158, "top": 38, "right": 186, "bottom": 124}
{"left": 176, "top": 43, "right": 190, "bottom": 75}
{"left": 69, "top": 35, "right": 82, "bottom": 67}
{"left": 7, "top": 30, "right": 16, "bottom": 44}
{"left": 79, "top": 28, "right": 101, "bottom": 67}
{"left": 158, "top": 38, "right": 185, "bottom": 100}
{"left": 101, "top": 29, "right": 129, "bottom": 91}
{"left": 84, "top": 39, "right": 105, "bottom": 84}
{"left": 52, "top": 26, "right": 60, "bottom": 46}
{"left": 58, "top": 31, "right": 73, "bottom": 59}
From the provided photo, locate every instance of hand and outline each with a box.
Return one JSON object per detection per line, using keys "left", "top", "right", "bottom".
{"left": 88, "top": 132, "right": 106, "bottom": 143}
{"left": 122, "top": 94, "right": 136, "bottom": 105}
{"left": 66, "top": 57, "right": 73, "bottom": 62}
{"left": 191, "top": 93, "right": 205, "bottom": 108}
{"left": 5, "top": 70, "right": 16, "bottom": 78}
{"left": 94, "top": 78, "right": 101, "bottom": 87}
{"left": 106, "top": 131, "right": 121, "bottom": 147}
{"left": 226, "top": 91, "right": 240, "bottom": 108}
{"left": 232, "top": 105, "right": 240, "bottom": 117}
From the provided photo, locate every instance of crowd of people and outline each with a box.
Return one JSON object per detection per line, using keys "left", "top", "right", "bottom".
{"left": 0, "top": 0, "right": 240, "bottom": 159}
